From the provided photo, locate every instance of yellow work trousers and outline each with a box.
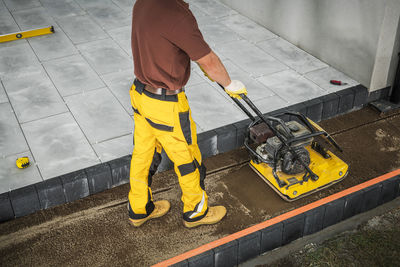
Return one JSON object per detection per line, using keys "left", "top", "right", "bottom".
{"left": 128, "top": 81, "right": 208, "bottom": 222}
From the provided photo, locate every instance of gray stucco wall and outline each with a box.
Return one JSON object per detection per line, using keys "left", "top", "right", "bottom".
{"left": 219, "top": 0, "right": 389, "bottom": 89}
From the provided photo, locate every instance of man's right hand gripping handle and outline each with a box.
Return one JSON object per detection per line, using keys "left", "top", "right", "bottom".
{"left": 224, "top": 80, "right": 247, "bottom": 99}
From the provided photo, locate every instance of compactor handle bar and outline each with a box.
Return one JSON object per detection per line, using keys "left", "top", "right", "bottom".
{"left": 217, "top": 83, "right": 292, "bottom": 137}
{"left": 217, "top": 83, "right": 343, "bottom": 152}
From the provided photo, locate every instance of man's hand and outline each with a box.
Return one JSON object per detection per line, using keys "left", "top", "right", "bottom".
{"left": 224, "top": 80, "right": 247, "bottom": 99}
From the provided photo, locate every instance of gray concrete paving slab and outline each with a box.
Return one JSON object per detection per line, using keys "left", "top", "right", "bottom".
{"left": 111, "top": 0, "right": 136, "bottom": 10}
{"left": 43, "top": 54, "right": 105, "bottom": 97}
{"left": 0, "top": 0, "right": 6, "bottom": 10}
{"left": 199, "top": 22, "right": 242, "bottom": 48}
{"left": 106, "top": 26, "right": 132, "bottom": 56}
{"left": 92, "top": 133, "right": 133, "bottom": 163}
{"left": 12, "top": 7, "right": 55, "bottom": 31}
{"left": 257, "top": 70, "right": 327, "bottom": 105}
{"left": 0, "top": 82, "right": 8, "bottom": 103}
{"left": 77, "top": 38, "right": 132, "bottom": 75}
{"left": 186, "top": 82, "right": 247, "bottom": 131}
{"left": 0, "top": 103, "right": 29, "bottom": 157}
{"left": 87, "top": 3, "right": 131, "bottom": 30}
{"left": 100, "top": 70, "right": 134, "bottom": 115}
{"left": 305, "top": 67, "right": 359, "bottom": 92}
{"left": 0, "top": 8, "right": 20, "bottom": 35}
{"left": 40, "top": 0, "right": 85, "bottom": 18}
{"left": 221, "top": 60, "right": 275, "bottom": 101}
{"left": 257, "top": 38, "right": 328, "bottom": 74}
{"left": 215, "top": 39, "right": 288, "bottom": 77}
{"left": 56, "top": 15, "right": 108, "bottom": 44}
{"left": 21, "top": 112, "right": 100, "bottom": 180}
{"left": 0, "top": 151, "right": 42, "bottom": 194}
{"left": 218, "top": 14, "right": 277, "bottom": 44}
{"left": 187, "top": 71, "right": 205, "bottom": 87}
{"left": 190, "top": 0, "right": 237, "bottom": 18}
{"left": 0, "top": 42, "right": 42, "bottom": 80}
{"left": 188, "top": 4, "right": 217, "bottom": 26}
{"left": 75, "top": 0, "right": 117, "bottom": 11}
{"left": 3, "top": 0, "right": 41, "bottom": 11}
{"left": 2, "top": 70, "right": 68, "bottom": 123}
{"left": 28, "top": 25, "right": 78, "bottom": 61}
{"left": 64, "top": 87, "right": 133, "bottom": 144}
{"left": 253, "top": 95, "right": 289, "bottom": 114}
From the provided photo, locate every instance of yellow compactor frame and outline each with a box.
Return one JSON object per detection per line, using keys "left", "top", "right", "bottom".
{"left": 0, "top": 26, "right": 54, "bottom": 43}
{"left": 250, "top": 145, "right": 349, "bottom": 201}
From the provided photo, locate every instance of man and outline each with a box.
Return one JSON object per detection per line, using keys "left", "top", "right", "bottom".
{"left": 128, "top": 0, "right": 247, "bottom": 228}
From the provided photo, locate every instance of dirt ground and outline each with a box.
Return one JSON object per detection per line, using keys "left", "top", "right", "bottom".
{"left": 1, "top": 106, "right": 400, "bottom": 266}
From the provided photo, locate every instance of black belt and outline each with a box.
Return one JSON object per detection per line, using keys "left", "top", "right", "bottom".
{"left": 134, "top": 79, "right": 182, "bottom": 95}
{"left": 144, "top": 85, "right": 183, "bottom": 95}
{"left": 134, "top": 79, "right": 181, "bottom": 102}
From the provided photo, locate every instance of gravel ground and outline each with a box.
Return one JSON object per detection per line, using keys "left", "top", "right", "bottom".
{"left": 266, "top": 202, "right": 400, "bottom": 267}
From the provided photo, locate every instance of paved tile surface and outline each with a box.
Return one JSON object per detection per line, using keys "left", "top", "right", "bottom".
{"left": 64, "top": 87, "right": 133, "bottom": 144}
{"left": 0, "top": 0, "right": 360, "bottom": 193}
{"left": 215, "top": 39, "right": 289, "bottom": 77}
{"left": 0, "top": 151, "right": 42, "bottom": 194}
{"left": 0, "top": 82, "right": 7, "bottom": 103}
{"left": 189, "top": 0, "right": 237, "bottom": 18}
{"left": 107, "top": 26, "right": 132, "bottom": 56}
{"left": 305, "top": 67, "right": 359, "bottom": 92}
{"left": 21, "top": 113, "right": 100, "bottom": 180}
{"left": 40, "top": 0, "right": 85, "bottom": 18}
{"left": 43, "top": 54, "right": 105, "bottom": 96}
{"left": 12, "top": 7, "right": 56, "bottom": 30}
{"left": 218, "top": 14, "right": 277, "bottom": 43}
{"left": 0, "top": 103, "right": 29, "bottom": 157}
{"left": 28, "top": 26, "right": 78, "bottom": 61}
{"left": 101, "top": 70, "right": 134, "bottom": 115}
{"left": 186, "top": 82, "right": 247, "bottom": 131}
{"left": 0, "top": 42, "right": 42, "bottom": 79}
{"left": 257, "top": 70, "right": 327, "bottom": 105}
{"left": 257, "top": 38, "right": 328, "bottom": 74}
{"left": 92, "top": 133, "right": 133, "bottom": 163}
{"left": 219, "top": 60, "right": 275, "bottom": 101}
{"left": 56, "top": 15, "right": 108, "bottom": 44}
{"left": 3, "top": 0, "right": 41, "bottom": 11}
{"left": 2, "top": 70, "right": 68, "bottom": 123}
{"left": 0, "top": 7, "right": 20, "bottom": 35}
{"left": 199, "top": 22, "right": 241, "bottom": 47}
{"left": 77, "top": 38, "right": 132, "bottom": 75}
{"left": 86, "top": 3, "right": 131, "bottom": 30}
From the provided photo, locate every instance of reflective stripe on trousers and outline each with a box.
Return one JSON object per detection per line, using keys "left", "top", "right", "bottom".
{"left": 128, "top": 84, "right": 208, "bottom": 221}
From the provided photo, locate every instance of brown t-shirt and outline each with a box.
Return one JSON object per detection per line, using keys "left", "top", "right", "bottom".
{"left": 131, "top": 0, "right": 211, "bottom": 90}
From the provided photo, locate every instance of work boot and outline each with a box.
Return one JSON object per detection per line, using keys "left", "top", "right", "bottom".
{"left": 129, "top": 200, "right": 170, "bottom": 227}
{"left": 184, "top": 206, "right": 227, "bottom": 228}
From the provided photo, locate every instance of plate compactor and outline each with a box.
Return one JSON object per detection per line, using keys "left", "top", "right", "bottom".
{"left": 218, "top": 84, "right": 349, "bottom": 201}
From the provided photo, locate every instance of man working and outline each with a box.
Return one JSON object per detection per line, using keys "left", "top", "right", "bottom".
{"left": 128, "top": 0, "right": 247, "bottom": 228}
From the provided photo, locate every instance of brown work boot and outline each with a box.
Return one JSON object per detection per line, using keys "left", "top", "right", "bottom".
{"left": 129, "top": 200, "right": 170, "bottom": 227}
{"left": 184, "top": 206, "right": 227, "bottom": 228}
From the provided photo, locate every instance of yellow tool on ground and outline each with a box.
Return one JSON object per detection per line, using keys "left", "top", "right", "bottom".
{"left": 217, "top": 83, "right": 349, "bottom": 201}
{"left": 0, "top": 26, "right": 54, "bottom": 43}
{"left": 16, "top": 157, "right": 30, "bottom": 169}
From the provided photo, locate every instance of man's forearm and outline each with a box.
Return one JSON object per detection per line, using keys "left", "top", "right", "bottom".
{"left": 196, "top": 51, "right": 231, "bottom": 87}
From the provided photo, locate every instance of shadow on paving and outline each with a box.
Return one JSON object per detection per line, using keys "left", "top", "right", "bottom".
{"left": 1, "top": 107, "right": 400, "bottom": 266}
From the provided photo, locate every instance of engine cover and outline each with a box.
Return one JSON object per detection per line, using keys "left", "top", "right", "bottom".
{"left": 254, "top": 120, "right": 313, "bottom": 174}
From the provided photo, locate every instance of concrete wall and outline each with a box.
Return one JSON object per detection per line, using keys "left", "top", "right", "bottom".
{"left": 219, "top": 0, "right": 400, "bottom": 92}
